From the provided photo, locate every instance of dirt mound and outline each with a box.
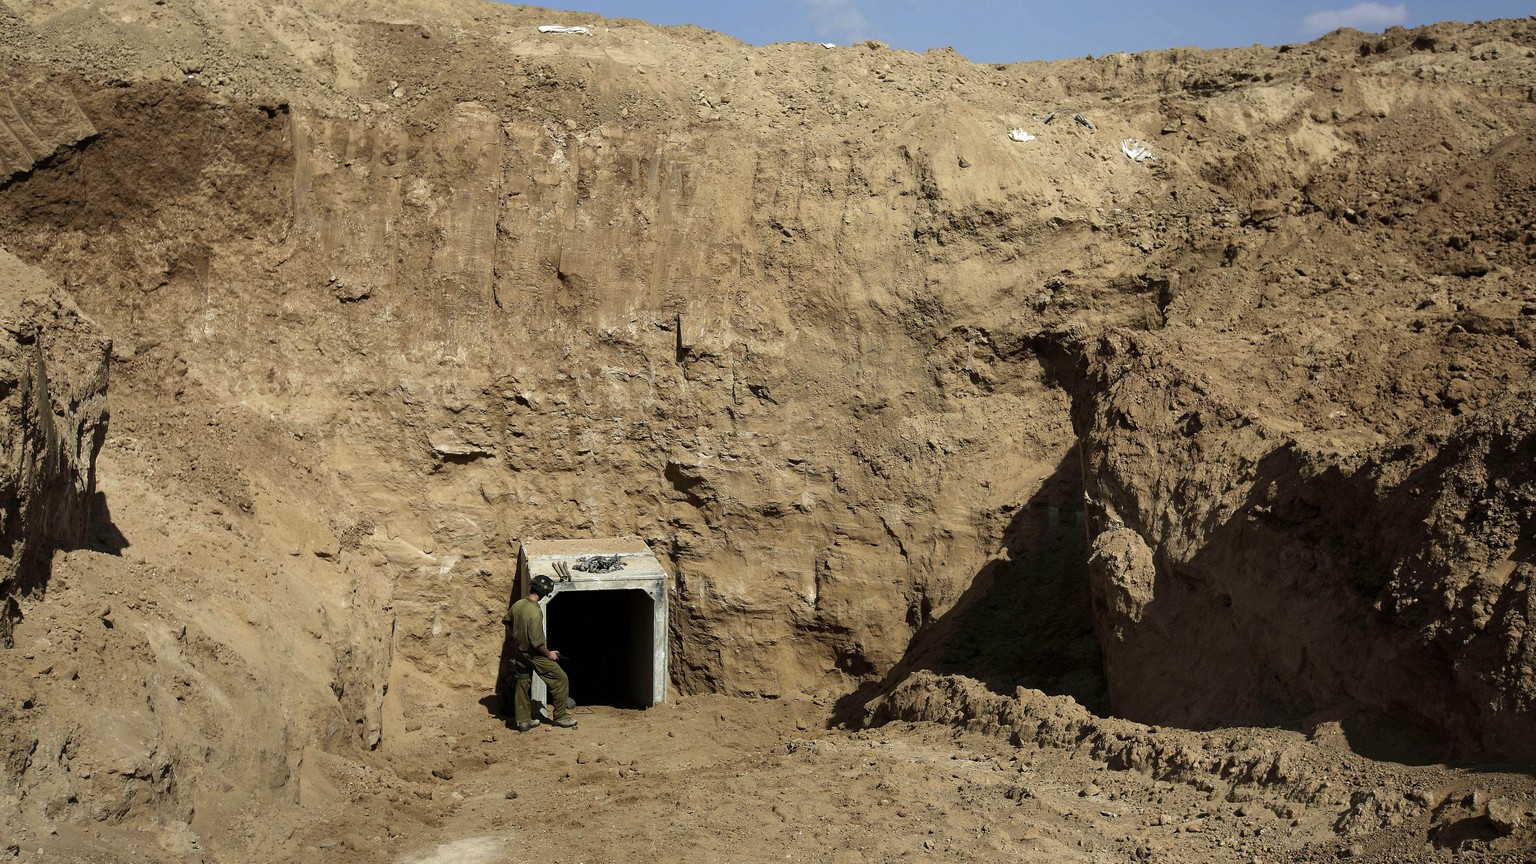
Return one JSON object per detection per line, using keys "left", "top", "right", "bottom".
{"left": 880, "top": 671, "right": 1536, "bottom": 861}
{"left": 0, "top": 0, "right": 1534, "bottom": 860}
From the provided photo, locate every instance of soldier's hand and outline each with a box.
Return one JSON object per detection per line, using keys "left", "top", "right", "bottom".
{"left": 548, "top": 650, "right": 560, "bottom": 661}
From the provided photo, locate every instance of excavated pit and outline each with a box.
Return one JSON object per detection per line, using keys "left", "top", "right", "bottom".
{"left": 1, "top": 2, "right": 1535, "bottom": 862}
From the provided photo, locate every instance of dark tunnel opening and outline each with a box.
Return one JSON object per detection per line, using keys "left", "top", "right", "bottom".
{"left": 546, "top": 588, "right": 656, "bottom": 709}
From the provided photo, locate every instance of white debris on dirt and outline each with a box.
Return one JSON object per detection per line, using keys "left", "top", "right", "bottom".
{"left": 1121, "top": 138, "right": 1156, "bottom": 161}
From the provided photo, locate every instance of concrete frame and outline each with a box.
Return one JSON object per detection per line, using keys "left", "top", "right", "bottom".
{"left": 516, "top": 538, "right": 669, "bottom": 708}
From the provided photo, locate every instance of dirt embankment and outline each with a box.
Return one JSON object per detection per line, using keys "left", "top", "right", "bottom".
{"left": 1076, "top": 329, "right": 1536, "bottom": 761}
{"left": 0, "top": 250, "right": 109, "bottom": 644}
{"left": 0, "top": 1, "right": 1534, "bottom": 860}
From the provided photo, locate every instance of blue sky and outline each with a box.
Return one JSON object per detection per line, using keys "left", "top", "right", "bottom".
{"left": 507, "top": 1, "right": 1534, "bottom": 62}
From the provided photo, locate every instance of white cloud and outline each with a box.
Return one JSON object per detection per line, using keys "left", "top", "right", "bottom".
{"left": 1302, "top": 3, "right": 1409, "bottom": 35}
{"left": 797, "top": 0, "right": 875, "bottom": 44}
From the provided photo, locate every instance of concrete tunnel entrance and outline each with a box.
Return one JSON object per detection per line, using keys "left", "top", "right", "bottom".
{"left": 515, "top": 539, "right": 669, "bottom": 710}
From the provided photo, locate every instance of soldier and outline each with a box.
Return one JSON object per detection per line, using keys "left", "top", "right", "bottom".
{"left": 504, "top": 573, "right": 577, "bottom": 731}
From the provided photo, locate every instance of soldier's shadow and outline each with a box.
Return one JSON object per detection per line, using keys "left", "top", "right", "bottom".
{"left": 481, "top": 605, "right": 520, "bottom": 723}
{"left": 477, "top": 694, "right": 506, "bottom": 720}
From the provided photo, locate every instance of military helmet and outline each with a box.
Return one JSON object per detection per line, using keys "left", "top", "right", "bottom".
{"left": 531, "top": 573, "right": 556, "bottom": 596}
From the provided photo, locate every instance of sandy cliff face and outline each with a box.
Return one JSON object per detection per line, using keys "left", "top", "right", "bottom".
{"left": 0, "top": 0, "right": 1534, "bottom": 852}
{"left": 2, "top": 0, "right": 1102, "bottom": 709}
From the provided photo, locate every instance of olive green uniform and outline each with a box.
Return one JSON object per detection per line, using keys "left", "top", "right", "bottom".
{"left": 506, "top": 597, "right": 571, "bottom": 724}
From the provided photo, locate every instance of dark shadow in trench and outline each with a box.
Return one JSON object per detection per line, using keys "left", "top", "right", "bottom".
{"left": 831, "top": 447, "right": 1105, "bottom": 726}
{"left": 89, "top": 491, "right": 130, "bottom": 555}
{"left": 4, "top": 488, "right": 126, "bottom": 643}
{"left": 1174, "top": 441, "right": 1536, "bottom": 769}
